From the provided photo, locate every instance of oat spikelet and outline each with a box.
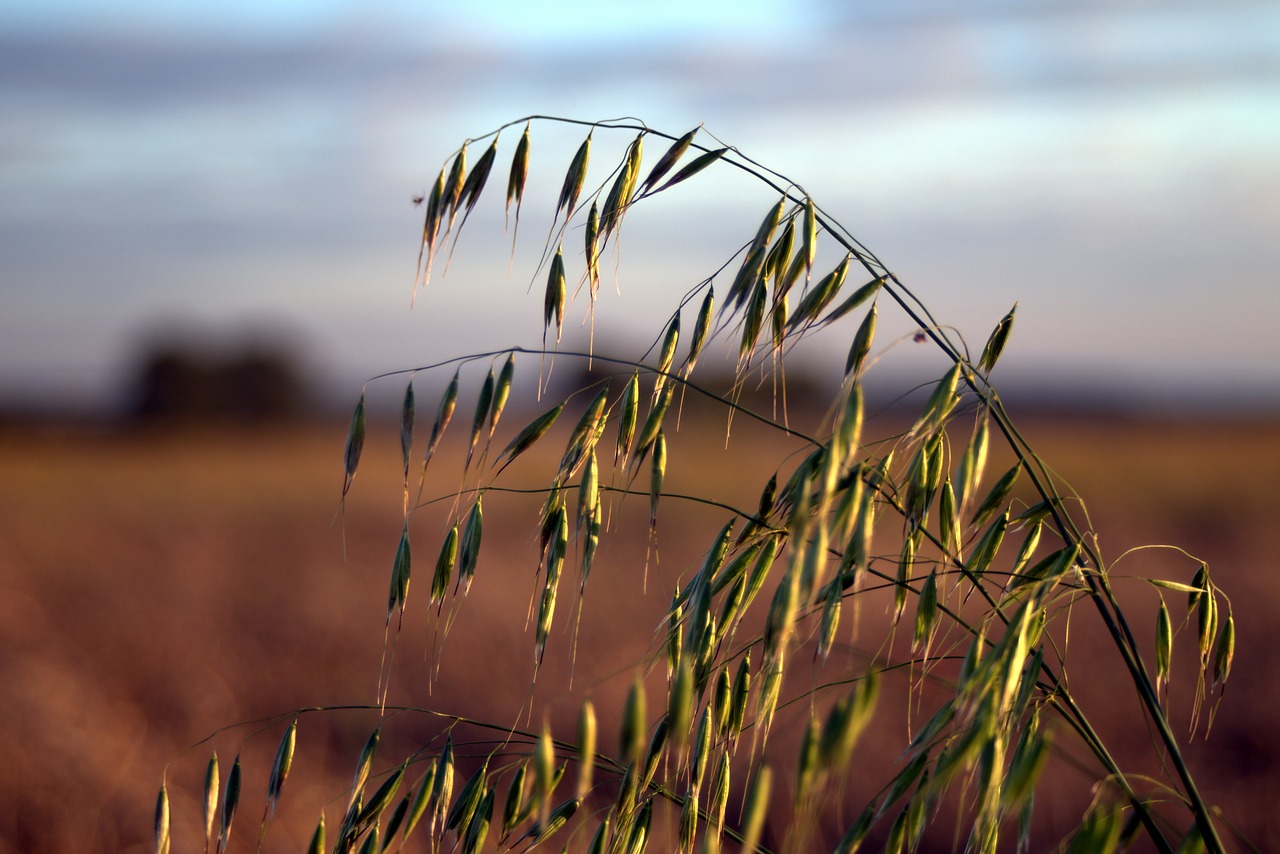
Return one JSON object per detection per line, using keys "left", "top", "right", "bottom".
{"left": 639, "top": 126, "right": 698, "bottom": 196}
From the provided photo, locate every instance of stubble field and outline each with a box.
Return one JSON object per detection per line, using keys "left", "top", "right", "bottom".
{"left": 1, "top": 406, "right": 1277, "bottom": 851}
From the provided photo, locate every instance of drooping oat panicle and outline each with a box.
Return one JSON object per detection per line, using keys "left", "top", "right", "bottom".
{"left": 913, "top": 362, "right": 962, "bottom": 438}
{"left": 802, "top": 196, "right": 817, "bottom": 279}
{"left": 726, "top": 243, "right": 767, "bottom": 314}
{"left": 544, "top": 245, "right": 567, "bottom": 344}
{"left": 388, "top": 525, "right": 411, "bottom": 619}
{"left": 506, "top": 122, "right": 530, "bottom": 230}
{"left": 535, "top": 507, "right": 567, "bottom": 665}
{"left": 342, "top": 394, "right": 366, "bottom": 498}
{"left": 979, "top": 302, "right": 1018, "bottom": 374}
{"left": 581, "top": 501, "right": 599, "bottom": 588}
{"left": 765, "top": 218, "right": 795, "bottom": 296}
{"left": 787, "top": 254, "right": 850, "bottom": 332}
{"left": 441, "top": 142, "right": 468, "bottom": 234}
{"left": 400, "top": 380, "right": 415, "bottom": 507}
{"left": 498, "top": 402, "right": 566, "bottom": 466}
{"left": 639, "top": 127, "right": 697, "bottom": 195}
{"left": 970, "top": 462, "right": 1022, "bottom": 529}
{"left": 527, "top": 798, "right": 580, "bottom": 845}
{"left": 586, "top": 815, "right": 609, "bottom": 854}
{"left": 727, "top": 653, "right": 751, "bottom": 747}
{"left": 819, "top": 673, "right": 877, "bottom": 771}
{"left": 893, "top": 534, "right": 916, "bottom": 625}
{"left": 795, "top": 716, "right": 820, "bottom": 806}
{"left": 1213, "top": 611, "right": 1235, "bottom": 687}
{"left": 431, "top": 740, "right": 454, "bottom": 835}
{"left": 770, "top": 292, "right": 788, "bottom": 352}
{"left": 488, "top": 353, "right": 515, "bottom": 441}
{"left": 1008, "top": 520, "right": 1042, "bottom": 581}
{"left": 781, "top": 215, "right": 813, "bottom": 298}
{"left": 456, "top": 136, "right": 499, "bottom": 229}
{"left": 347, "top": 765, "right": 405, "bottom": 846}
{"left": 913, "top": 570, "right": 940, "bottom": 654}
{"left": 501, "top": 764, "right": 528, "bottom": 836}
{"left": 215, "top": 753, "right": 241, "bottom": 854}
{"left": 461, "top": 789, "right": 493, "bottom": 854}
{"left": 202, "top": 752, "right": 219, "bottom": 850}
{"left": 382, "top": 797, "right": 409, "bottom": 847}
{"left": 577, "top": 701, "right": 596, "bottom": 800}
{"left": 465, "top": 367, "right": 495, "bottom": 472}
{"left": 1006, "top": 542, "right": 1081, "bottom": 596}
{"left": 964, "top": 511, "right": 1009, "bottom": 582}
{"left": 559, "top": 384, "right": 610, "bottom": 480}
{"left": 818, "top": 274, "right": 883, "bottom": 328}
{"left": 631, "top": 382, "right": 674, "bottom": 466}
{"left": 458, "top": 498, "right": 483, "bottom": 596}
{"left": 939, "top": 479, "right": 961, "bottom": 559}
{"left": 415, "top": 167, "right": 446, "bottom": 293}
{"left": 816, "top": 577, "right": 841, "bottom": 664}
{"left": 445, "top": 760, "right": 488, "bottom": 834}
{"left": 154, "top": 784, "right": 170, "bottom": 854}
{"left": 845, "top": 302, "right": 877, "bottom": 376}
{"left": 696, "top": 701, "right": 716, "bottom": 793}
{"left": 615, "top": 370, "right": 640, "bottom": 465}
{"left": 668, "top": 655, "right": 694, "bottom": 754}
{"left": 423, "top": 369, "right": 459, "bottom": 477}
{"left": 584, "top": 200, "right": 601, "bottom": 302}
{"left": 535, "top": 722, "right": 555, "bottom": 826}
{"left": 1156, "top": 598, "right": 1172, "bottom": 697}
{"left": 600, "top": 132, "right": 644, "bottom": 240}
{"left": 349, "top": 728, "right": 379, "bottom": 811}
{"left": 739, "top": 766, "right": 772, "bottom": 854}
{"left": 652, "top": 147, "right": 728, "bottom": 195}
{"left": 556, "top": 131, "right": 592, "bottom": 222}
{"left": 956, "top": 415, "right": 990, "bottom": 515}
{"left": 264, "top": 718, "right": 297, "bottom": 824}
{"left": 1001, "top": 720, "right": 1052, "bottom": 813}
{"left": 621, "top": 677, "right": 646, "bottom": 766}
{"left": 652, "top": 311, "right": 679, "bottom": 398}
{"left": 306, "top": 816, "right": 324, "bottom": 854}
{"left": 684, "top": 286, "right": 714, "bottom": 375}
{"left": 739, "top": 277, "right": 768, "bottom": 364}
{"left": 649, "top": 431, "right": 667, "bottom": 528}
{"left": 727, "top": 197, "right": 783, "bottom": 311}
{"left": 431, "top": 525, "right": 458, "bottom": 607}
{"left": 576, "top": 450, "right": 598, "bottom": 540}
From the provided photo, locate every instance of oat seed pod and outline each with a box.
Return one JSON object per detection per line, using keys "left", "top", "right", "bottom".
{"left": 388, "top": 525, "right": 411, "bottom": 618}
{"left": 739, "top": 766, "right": 772, "bottom": 854}
{"left": 506, "top": 122, "right": 530, "bottom": 225}
{"left": 556, "top": 131, "right": 592, "bottom": 221}
{"left": 544, "top": 245, "right": 566, "bottom": 343}
{"left": 154, "top": 784, "right": 170, "bottom": 854}
{"left": 577, "top": 701, "right": 597, "bottom": 800}
{"left": 845, "top": 302, "right": 877, "bottom": 377}
{"left": 202, "top": 752, "right": 219, "bottom": 846}
{"left": 640, "top": 126, "right": 697, "bottom": 195}
{"left": 342, "top": 394, "right": 366, "bottom": 497}
{"left": 653, "top": 146, "right": 728, "bottom": 194}
{"left": 431, "top": 525, "right": 458, "bottom": 606}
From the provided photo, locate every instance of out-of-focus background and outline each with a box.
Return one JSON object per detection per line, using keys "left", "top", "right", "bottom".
{"left": 2, "top": 1, "right": 1279, "bottom": 851}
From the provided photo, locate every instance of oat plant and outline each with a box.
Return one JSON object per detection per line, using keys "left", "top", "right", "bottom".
{"left": 157, "top": 117, "right": 1240, "bottom": 853}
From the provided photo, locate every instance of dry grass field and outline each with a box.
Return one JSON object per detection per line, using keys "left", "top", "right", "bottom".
{"left": 1, "top": 406, "right": 1277, "bottom": 851}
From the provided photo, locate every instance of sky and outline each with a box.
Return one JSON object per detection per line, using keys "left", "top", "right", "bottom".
{"left": 3, "top": 0, "right": 1279, "bottom": 413}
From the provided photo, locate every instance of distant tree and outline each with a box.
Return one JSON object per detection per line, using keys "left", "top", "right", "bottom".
{"left": 130, "top": 341, "right": 308, "bottom": 423}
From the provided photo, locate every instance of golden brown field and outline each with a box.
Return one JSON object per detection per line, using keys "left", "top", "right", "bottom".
{"left": 1, "top": 408, "right": 1277, "bottom": 852}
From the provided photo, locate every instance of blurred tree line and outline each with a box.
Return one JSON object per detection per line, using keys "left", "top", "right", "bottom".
{"left": 129, "top": 339, "right": 309, "bottom": 424}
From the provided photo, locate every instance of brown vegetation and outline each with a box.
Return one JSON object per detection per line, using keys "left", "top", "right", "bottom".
{"left": 0, "top": 409, "right": 1276, "bottom": 851}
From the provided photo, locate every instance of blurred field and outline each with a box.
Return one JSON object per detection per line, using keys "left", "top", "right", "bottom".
{"left": 1, "top": 407, "right": 1278, "bottom": 852}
